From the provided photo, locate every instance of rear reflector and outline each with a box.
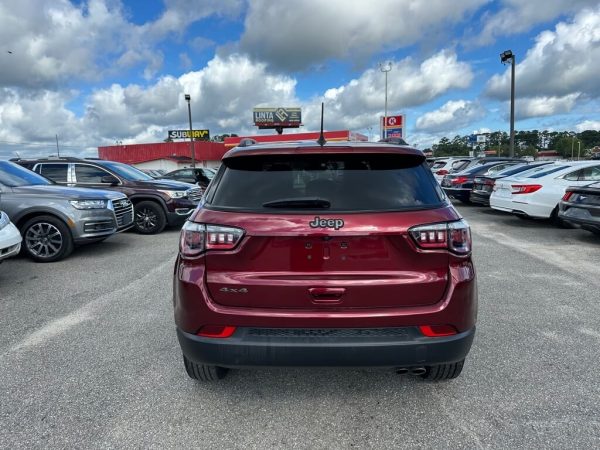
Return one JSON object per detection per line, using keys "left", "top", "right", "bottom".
{"left": 511, "top": 184, "right": 542, "bottom": 195}
{"left": 419, "top": 325, "right": 458, "bottom": 337}
{"left": 197, "top": 325, "right": 237, "bottom": 338}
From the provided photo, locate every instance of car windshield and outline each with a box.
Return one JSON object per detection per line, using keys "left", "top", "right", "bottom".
{"left": 0, "top": 161, "right": 52, "bottom": 187}
{"left": 209, "top": 153, "right": 444, "bottom": 212}
{"left": 99, "top": 161, "right": 154, "bottom": 181}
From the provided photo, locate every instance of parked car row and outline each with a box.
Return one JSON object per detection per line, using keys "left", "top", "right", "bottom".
{"left": 440, "top": 159, "right": 600, "bottom": 236}
{"left": 0, "top": 158, "right": 208, "bottom": 262}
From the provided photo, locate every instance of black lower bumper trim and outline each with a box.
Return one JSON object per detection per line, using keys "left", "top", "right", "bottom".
{"left": 177, "top": 326, "right": 475, "bottom": 368}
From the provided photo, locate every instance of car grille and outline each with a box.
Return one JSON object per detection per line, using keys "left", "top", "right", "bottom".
{"left": 246, "top": 327, "right": 410, "bottom": 339}
{"left": 187, "top": 188, "right": 203, "bottom": 203}
{"left": 113, "top": 198, "right": 134, "bottom": 229}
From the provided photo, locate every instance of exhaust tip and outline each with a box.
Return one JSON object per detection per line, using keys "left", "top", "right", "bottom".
{"left": 410, "top": 367, "right": 427, "bottom": 376}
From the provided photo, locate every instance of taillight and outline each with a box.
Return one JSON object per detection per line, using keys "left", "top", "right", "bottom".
{"left": 436, "top": 169, "right": 449, "bottom": 175}
{"left": 419, "top": 325, "right": 458, "bottom": 337}
{"left": 451, "top": 176, "right": 468, "bottom": 185}
{"left": 409, "top": 219, "right": 471, "bottom": 255}
{"left": 511, "top": 184, "right": 542, "bottom": 194}
{"left": 179, "top": 222, "right": 244, "bottom": 258}
{"left": 562, "top": 191, "right": 574, "bottom": 201}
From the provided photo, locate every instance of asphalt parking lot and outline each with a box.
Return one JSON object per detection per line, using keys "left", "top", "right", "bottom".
{"left": 1, "top": 204, "right": 599, "bottom": 449}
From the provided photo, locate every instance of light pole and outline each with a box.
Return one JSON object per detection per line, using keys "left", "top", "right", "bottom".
{"left": 184, "top": 94, "right": 196, "bottom": 168}
{"left": 379, "top": 62, "right": 392, "bottom": 139}
{"left": 578, "top": 141, "right": 581, "bottom": 160}
{"left": 500, "top": 50, "right": 516, "bottom": 157}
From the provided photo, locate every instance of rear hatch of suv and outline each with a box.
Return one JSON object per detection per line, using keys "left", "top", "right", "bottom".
{"left": 194, "top": 146, "right": 460, "bottom": 310}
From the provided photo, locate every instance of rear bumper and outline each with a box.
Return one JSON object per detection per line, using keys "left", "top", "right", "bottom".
{"left": 177, "top": 326, "right": 475, "bottom": 368}
{"left": 443, "top": 187, "right": 471, "bottom": 201}
{"left": 470, "top": 191, "right": 491, "bottom": 205}
{"left": 559, "top": 211, "right": 600, "bottom": 233}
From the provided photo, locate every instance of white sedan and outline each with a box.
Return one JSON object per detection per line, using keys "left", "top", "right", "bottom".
{"left": 490, "top": 161, "right": 600, "bottom": 220}
{"left": 0, "top": 210, "right": 22, "bottom": 263}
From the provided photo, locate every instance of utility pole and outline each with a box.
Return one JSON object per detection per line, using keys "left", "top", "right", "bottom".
{"left": 379, "top": 62, "right": 392, "bottom": 139}
{"left": 500, "top": 50, "right": 516, "bottom": 157}
{"left": 55, "top": 134, "right": 60, "bottom": 157}
{"left": 578, "top": 141, "right": 581, "bottom": 160}
{"left": 184, "top": 94, "right": 196, "bottom": 168}
{"left": 571, "top": 136, "right": 575, "bottom": 159}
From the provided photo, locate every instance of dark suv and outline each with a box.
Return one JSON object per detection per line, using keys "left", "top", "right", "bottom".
{"left": 161, "top": 167, "right": 215, "bottom": 188}
{"left": 173, "top": 141, "right": 477, "bottom": 381}
{"left": 15, "top": 158, "right": 202, "bottom": 234}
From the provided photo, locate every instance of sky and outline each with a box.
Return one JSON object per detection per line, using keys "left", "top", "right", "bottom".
{"left": 1, "top": 0, "right": 600, "bottom": 159}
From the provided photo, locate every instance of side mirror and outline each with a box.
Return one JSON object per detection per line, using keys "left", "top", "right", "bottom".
{"left": 101, "top": 175, "right": 119, "bottom": 185}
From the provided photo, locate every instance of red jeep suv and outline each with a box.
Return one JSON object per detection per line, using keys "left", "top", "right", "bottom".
{"left": 173, "top": 141, "right": 477, "bottom": 381}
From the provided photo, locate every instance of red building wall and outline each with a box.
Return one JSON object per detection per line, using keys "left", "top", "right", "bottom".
{"left": 98, "top": 141, "right": 227, "bottom": 164}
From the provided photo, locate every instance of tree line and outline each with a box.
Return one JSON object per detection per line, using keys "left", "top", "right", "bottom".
{"left": 426, "top": 130, "right": 600, "bottom": 158}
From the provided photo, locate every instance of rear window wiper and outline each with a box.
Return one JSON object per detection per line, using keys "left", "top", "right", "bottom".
{"left": 262, "top": 197, "right": 331, "bottom": 209}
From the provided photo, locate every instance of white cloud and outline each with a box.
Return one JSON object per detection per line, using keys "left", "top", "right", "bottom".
{"left": 476, "top": 0, "right": 598, "bottom": 45}
{"left": 144, "top": 0, "right": 242, "bottom": 38}
{"left": 309, "top": 50, "right": 473, "bottom": 131}
{"left": 576, "top": 120, "right": 600, "bottom": 132}
{"left": 0, "top": 0, "right": 131, "bottom": 88}
{"left": 0, "top": 49, "right": 474, "bottom": 158}
{"left": 486, "top": 7, "right": 600, "bottom": 101}
{"left": 240, "top": 0, "right": 486, "bottom": 70}
{"left": 515, "top": 94, "right": 581, "bottom": 120}
{"left": 0, "top": 0, "right": 242, "bottom": 89}
{"left": 415, "top": 100, "right": 485, "bottom": 132}
{"left": 0, "top": 54, "right": 298, "bottom": 159}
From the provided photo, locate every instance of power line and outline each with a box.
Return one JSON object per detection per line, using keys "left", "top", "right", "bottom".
{"left": 0, "top": 139, "right": 86, "bottom": 149}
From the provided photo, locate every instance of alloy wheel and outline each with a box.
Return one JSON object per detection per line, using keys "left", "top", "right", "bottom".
{"left": 135, "top": 207, "right": 158, "bottom": 231}
{"left": 25, "top": 222, "right": 64, "bottom": 258}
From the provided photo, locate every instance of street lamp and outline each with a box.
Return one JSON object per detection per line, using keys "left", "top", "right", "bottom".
{"left": 379, "top": 61, "right": 392, "bottom": 139}
{"left": 500, "top": 50, "right": 516, "bottom": 157}
{"left": 184, "top": 94, "right": 196, "bottom": 168}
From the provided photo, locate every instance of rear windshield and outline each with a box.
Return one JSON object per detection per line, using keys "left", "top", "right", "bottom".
{"left": 431, "top": 161, "right": 447, "bottom": 170}
{"left": 208, "top": 154, "right": 444, "bottom": 212}
{"left": 526, "top": 165, "right": 569, "bottom": 178}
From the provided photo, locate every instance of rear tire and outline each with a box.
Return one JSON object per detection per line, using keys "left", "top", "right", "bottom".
{"left": 421, "top": 359, "right": 465, "bottom": 381}
{"left": 20, "top": 215, "right": 74, "bottom": 262}
{"left": 134, "top": 201, "right": 166, "bottom": 234}
{"left": 183, "top": 355, "right": 229, "bottom": 381}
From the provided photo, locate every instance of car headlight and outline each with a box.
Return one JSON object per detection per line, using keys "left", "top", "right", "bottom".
{"left": 0, "top": 211, "right": 9, "bottom": 231}
{"left": 69, "top": 199, "right": 108, "bottom": 209}
{"left": 158, "top": 190, "right": 187, "bottom": 199}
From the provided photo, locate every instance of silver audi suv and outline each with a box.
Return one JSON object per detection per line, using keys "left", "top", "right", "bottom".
{"left": 0, "top": 161, "right": 133, "bottom": 262}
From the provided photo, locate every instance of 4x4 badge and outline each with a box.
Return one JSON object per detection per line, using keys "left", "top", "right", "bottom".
{"left": 309, "top": 216, "right": 344, "bottom": 230}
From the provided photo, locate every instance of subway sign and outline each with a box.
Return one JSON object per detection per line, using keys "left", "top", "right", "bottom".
{"left": 253, "top": 107, "right": 302, "bottom": 128}
{"left": 168, "top": 130, "right": 210, "bottom": 140}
